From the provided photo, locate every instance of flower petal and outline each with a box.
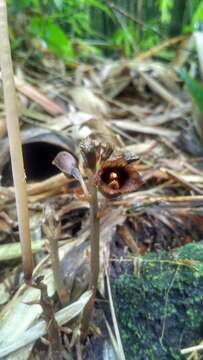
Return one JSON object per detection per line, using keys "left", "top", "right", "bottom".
{"left": 52, "top": 151, "right": 77, "bottom": 176}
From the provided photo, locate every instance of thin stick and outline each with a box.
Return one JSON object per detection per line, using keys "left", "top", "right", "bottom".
{"left": 105, "top": 265, "right": 126, "bottom": 360}
{"left": 0, "top": 0, "right": 33, "bottom": 281}
{"left": 136, "top": 34, "right": 188, "bottom": 62}
{"left": 112, "top": 194, "right": 203, "bottom": 209}
{"left": 107, "top": 1, "right": 161, "bottom": 37}
{"left": 181, "top": 343, "right": 203, "bottom": 355}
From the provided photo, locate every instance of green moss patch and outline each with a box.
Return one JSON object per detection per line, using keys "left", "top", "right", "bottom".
{"left": 112, "top": 242, "right": 203, "bottom": 359}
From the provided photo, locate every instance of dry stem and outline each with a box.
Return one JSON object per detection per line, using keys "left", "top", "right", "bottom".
{"left": 0, "top": 0, "right": 33, "bottom": 281}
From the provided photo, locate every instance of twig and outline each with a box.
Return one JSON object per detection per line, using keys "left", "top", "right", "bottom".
{"left": 160, "top": 267, "right": 179, "bottom": 345}
{"left": 162, "top": 168, "right": 203, "bottom": 195}
{"left": 107, "top": 1, "right": 161, "bottom": 37}
{"left": 136, "top": 34, "right": 189, "bottom": 62}
{"left": 112, "top": 194, "right": 203, "bottom": 210}
{"left": 0, "top": 0, "right": 33, "bottom": 281}
{"left": 105, "top": 265, "right": 126, "bottom": 360}
{"left": 181, "top": 342, "right": 203, "bottom": 355}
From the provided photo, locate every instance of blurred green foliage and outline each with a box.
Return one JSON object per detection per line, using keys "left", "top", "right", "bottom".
{"left": 6, "top": 0, "right": 203, "bottom": 61}
{"left": 157, "top": 0, "right": 174, "bottom": 24}
{"left": 192, "top": 0, "right": 203, "bottom": 27}
{"left": 178, "top": 69, "right": 203, "bottom": 116}
{"left": 8, "top": 0, "right": 110, "bottom": 61}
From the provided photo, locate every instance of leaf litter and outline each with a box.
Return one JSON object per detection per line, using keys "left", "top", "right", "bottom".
{"left": 0, "top": 36, "right": 203, "bottom": 358}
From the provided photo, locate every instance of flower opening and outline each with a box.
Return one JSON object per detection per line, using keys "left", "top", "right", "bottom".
{"left": 96, "top": 156, "right": 143, "bottom": 198}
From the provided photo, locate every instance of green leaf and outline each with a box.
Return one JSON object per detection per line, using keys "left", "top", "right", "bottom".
{"left": 177, "top": 69, "right": 203, "bottom": 116}
{"left": 158, "top": 0, "right": 174, "bottom": 24}
{"left": 53, "top": 0, "right": 63, "bottom": 10}
{"left": 30, "top": 17, "right": 74, "bottom": 60}
{"left": 192, "top": 1, "right": 203, "bottom": 27}
{"left": 87, "top": 0, "right": 111, "bottom": 16}
{"left": 113, "top": 24, "right": 136, "bottom": 57}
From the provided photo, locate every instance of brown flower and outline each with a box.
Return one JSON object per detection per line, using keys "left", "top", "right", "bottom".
{"left": 96, "top": 155, "right": 143, "bottom": 198}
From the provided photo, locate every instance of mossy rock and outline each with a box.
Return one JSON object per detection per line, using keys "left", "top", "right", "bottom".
{"left": 112, "top": 242, "right": 203, "bottom": 360}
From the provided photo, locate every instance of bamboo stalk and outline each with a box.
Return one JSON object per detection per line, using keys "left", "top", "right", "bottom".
{"left": 0, "top": 0, "right": 33, "bottom": 281}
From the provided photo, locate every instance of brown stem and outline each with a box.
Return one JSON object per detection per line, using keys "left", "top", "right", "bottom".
{"left": 89, "top": 183, "right": 100, "bottom": 292}
{"left": 81, "top": 180, "right": 100, "bottom": 339}
{"left": 0, "top": 0, "right": 33, "bottom": 281}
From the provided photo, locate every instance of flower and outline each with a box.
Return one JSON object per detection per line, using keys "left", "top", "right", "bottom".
{"left": 53, "top": 138, "right": 143, "bottom": 199}
{"left": 96, "top": 154, "right": 143, "bottom": 198}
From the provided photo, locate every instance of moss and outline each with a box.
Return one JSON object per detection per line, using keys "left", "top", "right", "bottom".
{"left": 112, "top": 242, "right": 203, "bottom": 360}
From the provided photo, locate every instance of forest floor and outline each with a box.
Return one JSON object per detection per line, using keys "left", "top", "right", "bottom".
{"left": 1, "top": 35, "right": 203, "bottom": 359}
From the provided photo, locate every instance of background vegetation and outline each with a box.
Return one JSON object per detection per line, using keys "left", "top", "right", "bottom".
{"left": 7, "top": 0, "right": 203, "bottom": 62}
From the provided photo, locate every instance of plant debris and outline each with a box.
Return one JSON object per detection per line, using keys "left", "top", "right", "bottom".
{"left": 1, "top": 32, "right": 203, "bottom": 359}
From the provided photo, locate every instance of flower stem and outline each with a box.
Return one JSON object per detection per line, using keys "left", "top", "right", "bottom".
{"left": 89, "top": 182, "right": 100, "bottom": 292}
{"left": 81, "top": 179, "right": 100, "bottom": 339}
{"left": 0, "top": 0, "right": 33, "bottom": 281}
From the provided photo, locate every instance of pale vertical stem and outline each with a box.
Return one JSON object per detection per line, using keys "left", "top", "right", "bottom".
{"left": 0, "top": 0, "right": 33, "bottom": 281}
